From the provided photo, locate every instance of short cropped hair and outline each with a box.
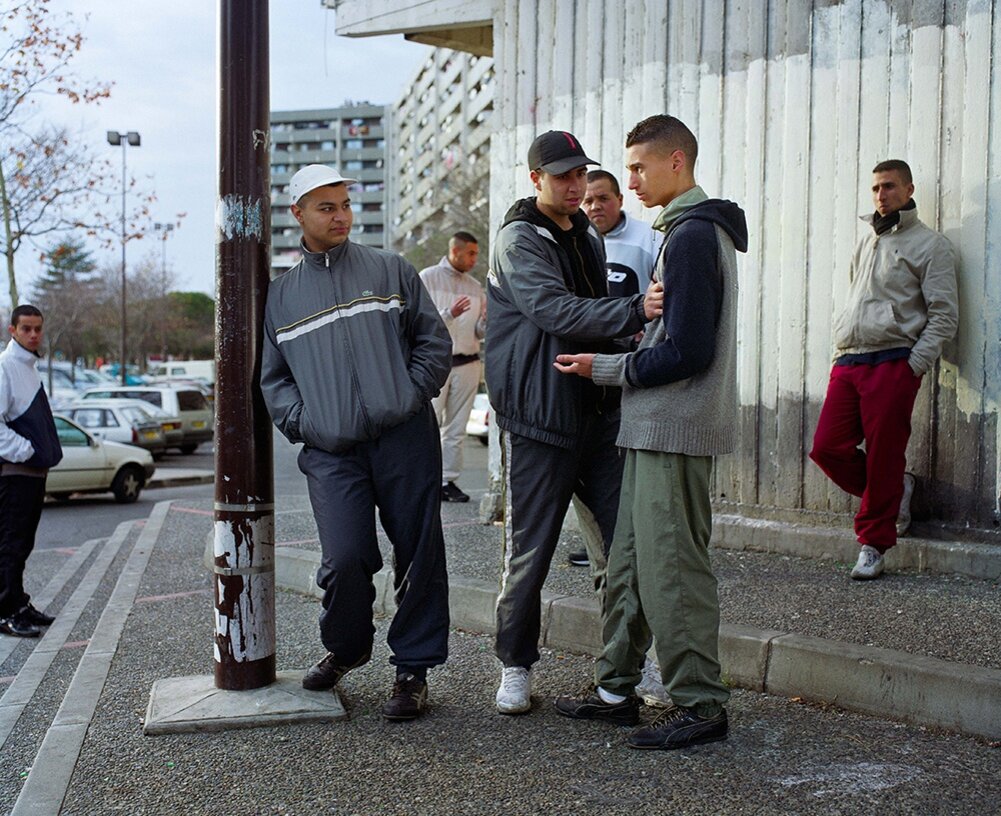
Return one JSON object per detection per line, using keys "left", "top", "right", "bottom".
{"left": 586, "top": 170, "right": 621, "bottom": 196}
{"left": 10, "top": 304, "right": 43, "bottom": 328}
{"left": 625, "top": 115, "right": 699, "bottom": 167}
{"left": 872, "top": 159, "right": 912, "bottom": 185}
{"left": 451, "top": 231, "right": 478, "bottom": 245}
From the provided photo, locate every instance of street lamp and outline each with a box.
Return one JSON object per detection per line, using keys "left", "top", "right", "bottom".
{"left": 153, "top": 222, "right": 175, "bottom": 362}
{"left": 107, "top": 130, "right": 141, "bottom": 385}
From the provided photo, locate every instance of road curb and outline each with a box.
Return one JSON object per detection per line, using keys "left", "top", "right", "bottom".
{"left": 713, "top": 514, "right": 1001, "bottom": 581}
{"left": 148, "top": 469, "right": 214, "bottom": 489}
{"left": 269, "top": 545, "right": 1001, "bottom": 741}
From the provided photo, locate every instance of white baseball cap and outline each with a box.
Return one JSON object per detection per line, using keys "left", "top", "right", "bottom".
{"left": 287, "top": 164, "right": 359, "bottom": 205}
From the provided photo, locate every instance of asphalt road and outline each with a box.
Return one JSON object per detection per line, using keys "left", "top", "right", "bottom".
{"left": 33, "top": 429, "right": 489, "bottom": 552}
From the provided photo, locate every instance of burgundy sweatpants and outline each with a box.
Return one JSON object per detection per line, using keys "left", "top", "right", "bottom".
{"left": 809, "top": 358, "right": 922, "bottom": 551}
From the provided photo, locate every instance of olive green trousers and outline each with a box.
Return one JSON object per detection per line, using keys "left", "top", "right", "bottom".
{"left": 595, "top": 449, "right": 729, "bottom": 717}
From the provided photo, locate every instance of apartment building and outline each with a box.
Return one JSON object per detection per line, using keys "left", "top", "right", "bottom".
{"left": 388, "top": 50, "right": 493, "bottom": 255}
{"left": 269, "top": 103, "right": 387, "bottom": 275}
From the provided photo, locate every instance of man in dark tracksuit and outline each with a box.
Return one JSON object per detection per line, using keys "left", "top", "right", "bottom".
{"left": 261, "top": 164, "right": 452, "bottom": 721}
{"left": 1, "top": 305, "right": 62, "bottom": 638}
{"left": 487, "top": 131, "right": 663, "bottom": 714}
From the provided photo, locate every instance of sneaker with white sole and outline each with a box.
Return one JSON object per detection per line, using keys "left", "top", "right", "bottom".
{"left": 896, "top": 472, "right": 916, "bottom": 536}
{"left": 496, "top": 666, "right": 532, "bottom": 714}
{"left": 636, "top": 657, "right": 671, "bottom": 707}
{"left": 850, "top": 545, "right": 884, "bottom": 580}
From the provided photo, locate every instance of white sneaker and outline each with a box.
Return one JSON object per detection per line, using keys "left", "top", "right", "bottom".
{"left": 635, "top": 657, "right": 671, "bottom": 708}
{"left": 896, "top": 473, "right": 916, "bottom": 536}
{"left": 496, "top": 666, "right": 532, "bottom": 714}
{"left": 850, "top": 545, "right": 884, "bottom": 580}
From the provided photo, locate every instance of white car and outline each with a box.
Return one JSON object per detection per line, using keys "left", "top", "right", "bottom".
{"left": 465, "top": 393, "right": 490, "bottom": 445}
{"left": 62, "top": 400, "right": 168, "bottom": 458}
{"left": 47, "top": 415, "right": 156, "bottom": 503}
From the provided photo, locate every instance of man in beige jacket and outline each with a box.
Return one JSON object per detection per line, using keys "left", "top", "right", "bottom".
{"left": 810, "top": 160, "right": 958, "bottom": 580}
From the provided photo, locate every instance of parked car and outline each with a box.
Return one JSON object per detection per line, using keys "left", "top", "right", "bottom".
{"left": 148, "top": 359, "right": 215, "bottom": 384}
{"left": 78, "top": 385, "right": 213, "bottom": 454}
{"left": 97, "top": 364, "right": 146, "bottom": 385}
{"left": 47, "top": 415, "right": 155, "bottom": 503}
{"left": 36, "top": 363, "right": 82, "bottom": 410}
{"left": 62, "top": 400, "right": 168, "bottom": 458}
{"left": 465, "top": 393, "right": 490, "bottom": 445}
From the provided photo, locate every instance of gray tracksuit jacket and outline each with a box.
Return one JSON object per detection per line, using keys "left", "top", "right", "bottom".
{"left": 486, "top": 198, "right": 647, "bottom": 449}
{"left": 261, "top": 239, "right": 451, "bottom": 453}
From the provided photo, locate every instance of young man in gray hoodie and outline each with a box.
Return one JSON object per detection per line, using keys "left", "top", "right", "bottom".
{"left": 553, "top": 115, "right": 748, "bottom": 750}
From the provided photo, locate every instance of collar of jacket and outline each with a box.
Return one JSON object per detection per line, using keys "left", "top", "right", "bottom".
{"left": 2, "top": 338, "right": 39, "bottom": 364}
{"left": 604, "top": 213, "right": 629, "bottom": 239}
{"left": 859, "top": 204, "right": 919, "bottom": 235}
{"left": 652, "top": 185, "right": 709, "bottom": 233}
{"left": 298, "top": 238, "right": 350, "bottom": 268}
{"left": 438, "top": 255, "right": 463, "bottom": 275}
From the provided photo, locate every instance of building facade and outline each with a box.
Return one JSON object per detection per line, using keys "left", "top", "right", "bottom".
{"left": 388, "top": 48, "right": 494, "bottom": 256}
{"left": 332, "top": 0, "right": 1001, "bottom": 538}
{"left": 269, "top": 104, "right": 388, "bottom": 276}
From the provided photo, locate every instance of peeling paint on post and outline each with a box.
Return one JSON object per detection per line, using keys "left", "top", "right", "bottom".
{"left": 214, "top": 0, "right": 275, "bottom": 690}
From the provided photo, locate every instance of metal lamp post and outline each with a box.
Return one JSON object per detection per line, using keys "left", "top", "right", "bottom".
{"left": 107, "top": 130, "right": 141, "bottom": 386}
{"left": 153, "top": 222, "right": 175, "bottom": 362}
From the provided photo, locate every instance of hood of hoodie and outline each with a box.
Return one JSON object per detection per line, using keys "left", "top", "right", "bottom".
{"left": 502, "top": 196, "right": 593, "bottom": 237}
{"left": 653, "top": 186, "right": 748, "bottom": 254}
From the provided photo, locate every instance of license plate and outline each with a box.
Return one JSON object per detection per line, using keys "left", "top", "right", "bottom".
{"left": 142, "top": 431, "right": 158, "bottom": 440}
{"left": 192, "top": 420, "right": 206, "bottom": 429}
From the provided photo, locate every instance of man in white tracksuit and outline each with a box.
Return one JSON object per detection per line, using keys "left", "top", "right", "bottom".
{"left": 419, "top": 231, "right": 486, "bottom": 504}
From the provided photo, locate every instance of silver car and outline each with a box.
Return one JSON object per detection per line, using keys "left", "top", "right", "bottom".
{"left": 79, "top": 385, "right": 212, "bottom": 454}
{"left": 63, "top": 400, "right": 168, "bottom": 459}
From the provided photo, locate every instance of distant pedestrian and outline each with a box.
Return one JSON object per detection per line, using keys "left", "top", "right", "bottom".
{"left": 809, "top": 159, "right": 958, "bottom": 579}
{"left": 487, "top": 130, "right": 663, "bottom": 715}
{"left": 553, "top": 115, "right": 747, "bottom": 750}
{"left": 419, "top": 231, "right": 486, "bottom": 504}
{"left": 261, "top": 164, "right": 452, "bottom": 721}
{"left": 1, "top": 305, "right": 62, "bottom": 638}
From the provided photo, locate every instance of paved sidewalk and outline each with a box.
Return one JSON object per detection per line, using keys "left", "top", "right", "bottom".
{"left": 2, "top": 500, "right": 999, "bottom": 815}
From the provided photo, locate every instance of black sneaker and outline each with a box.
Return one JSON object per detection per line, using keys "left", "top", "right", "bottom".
{"left": 553, "top": 687, "right": 640, "bottom": 726}
{"left": 382, "top": 673, "right": 428, "bottom": 721}
{"left": 0, "top": 613, "right": 41, "bottom": 638}
{"left": 627, "top": 705, "right": 728, "bottom": 750}
{"left": 19, "top": 604, "right": 54, "bottom": 627}
{"left": 301, "top": 651, "right": 368, "bottom": 691}
{"left": 567, "top": 550, "right": 589, "bottom": 567}
{"left": 441, "top": 482, "right": 470, "bottom": 503}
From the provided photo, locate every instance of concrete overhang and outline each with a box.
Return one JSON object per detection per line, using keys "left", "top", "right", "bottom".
{"left": 324, "top": 0, "right": 494, "bottom": 57}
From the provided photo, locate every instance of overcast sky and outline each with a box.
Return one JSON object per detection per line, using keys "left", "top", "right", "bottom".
{"left": 14, "top": 0, "right": 432, "bottom": 302}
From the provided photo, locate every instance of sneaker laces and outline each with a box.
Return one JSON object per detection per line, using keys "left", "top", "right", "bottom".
{"left": 649, "top": 704, "right": 687, "bottom": 727}
{"left": 500, "top": 667, "right": 529, "bottom": 695}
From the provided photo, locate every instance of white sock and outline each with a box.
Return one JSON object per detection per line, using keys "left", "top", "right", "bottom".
{"left": 598, "top": 686, "right": 626, "bottom": 704}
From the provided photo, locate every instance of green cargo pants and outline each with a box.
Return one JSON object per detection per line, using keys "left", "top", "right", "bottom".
{"left": 595, "top": 449, "right": 729, "bottom": 718}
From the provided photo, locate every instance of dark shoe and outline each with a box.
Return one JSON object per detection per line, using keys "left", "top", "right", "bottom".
{"left": 567, "top": 550, "right": 589, "bottom": 567}
{"left": 19, "top": 604, "right": 54, "bottom": 626}
{"left": 441, "top": 482, "right": 470, "bottom": 503}
{"left": 302, "top": 652, "right": 365, "bottom": 691}
{"left": 553, "top": 687, "right": 640, "bottom": 726}
{"left": 627, "top": 705, "right": 728, "bottom": 750}
{"left": 382, "top": 673, "right": 428, "bottom": 721}
{"left": 0, "top": 613, "right": 41, "bottom": 638}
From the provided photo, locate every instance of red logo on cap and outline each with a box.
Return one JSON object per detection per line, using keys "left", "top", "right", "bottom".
{"left": 562, "top": 132, "right": 578, "bottom": 149}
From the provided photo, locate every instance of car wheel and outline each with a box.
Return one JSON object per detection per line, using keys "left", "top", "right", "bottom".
{"left": 49, "top": 492, "right": 73, "bottom": 502}
{"left": 179, "top": 443, "right": 198, "bottom": 455}
{"left": 478, "top": 437, "right": 488, "bottom": 446}
{"left": 111, "top": 464, "right": 145, "bottom": 504}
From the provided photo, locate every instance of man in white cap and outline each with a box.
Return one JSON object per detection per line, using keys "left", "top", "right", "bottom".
{"left": 261, "top": 164, "right": 452, "bottom": 721}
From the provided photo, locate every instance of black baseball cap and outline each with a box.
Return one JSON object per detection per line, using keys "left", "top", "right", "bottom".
{"left": 528, "top": 131, "right": 600, "bottom": 175}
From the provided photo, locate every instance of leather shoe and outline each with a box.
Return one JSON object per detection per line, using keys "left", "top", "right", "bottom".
{"left": 301, "top": 651, "right": 368, "bottom": 691}
{"left": 19, "top": 604, "right": 54, "bottom": 626}
{"left": 0, "top": 614, "right": 41, "bottom": 638}
{"left": 382, "top": 673, "right": 428, "bottom": 721}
